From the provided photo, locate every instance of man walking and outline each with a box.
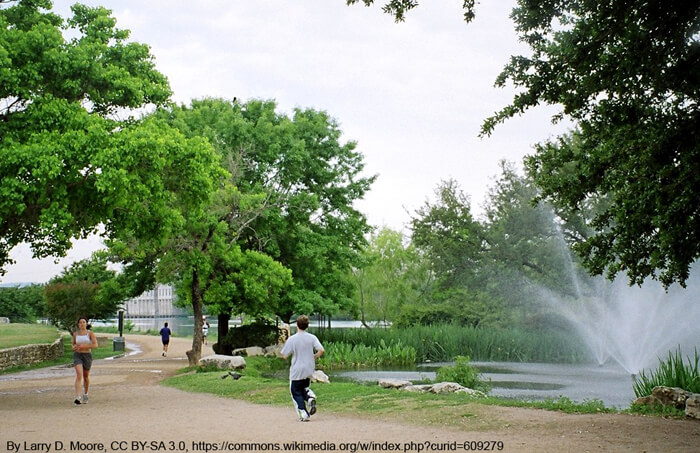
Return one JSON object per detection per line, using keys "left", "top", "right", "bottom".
{"left": 280, "top": 315, "right": 324, "bottom": 422}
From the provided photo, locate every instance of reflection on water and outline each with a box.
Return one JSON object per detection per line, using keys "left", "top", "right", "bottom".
{"left": 332, "top": 361, "right": 637, "bottom": 409}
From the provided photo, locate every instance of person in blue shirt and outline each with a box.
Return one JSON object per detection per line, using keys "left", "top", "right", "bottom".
{"left": 159, "top": 322, "right": 172, "bottom": 357}
{"left": 280, "top": 315, "right": 324, "bottom": 421}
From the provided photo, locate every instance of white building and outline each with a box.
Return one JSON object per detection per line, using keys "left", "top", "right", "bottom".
{"left": 122, "top": 284, "right": 188, "bottom": 318}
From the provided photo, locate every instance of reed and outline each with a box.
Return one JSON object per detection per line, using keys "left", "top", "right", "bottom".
{"left": 318, "top": 339, "right": 417, "bottom": 369}
{"left": 312, "top": 324, "right": 587, "bottom": 363}
{"left": 633, "top": 347, "right": 700, "bottom": 397}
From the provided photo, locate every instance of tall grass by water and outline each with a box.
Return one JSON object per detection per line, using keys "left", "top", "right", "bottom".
{"left": 633, "top": 348, "right": 700, "bottom": 397}
{"left": 318, "top": 339, "right": 417, "bottom": 369}
{"left": 311, "top": 324, "right": 588, "bottom": 363}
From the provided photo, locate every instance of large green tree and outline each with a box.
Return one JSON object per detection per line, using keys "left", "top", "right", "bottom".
{"left": 157, "top": 99, "right": 375, "bottom": 325}
{"left": 0, "top": 1, "right": 218, "bottom": 275}
{"left": 349, "top": 0, "right": 700, "bottom": 288}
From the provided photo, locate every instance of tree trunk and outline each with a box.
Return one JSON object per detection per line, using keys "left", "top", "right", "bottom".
{"left": 187, "top": 269, "right": 204, "bottom": 366}
{"left": 217, "top": 312, "right": 230, "bottom": 341}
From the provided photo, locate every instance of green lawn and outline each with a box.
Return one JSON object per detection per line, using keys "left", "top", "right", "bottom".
{"left": 0, "top": 323, "right": 60, "bottom": 349}
{"left": 0, "top": 323, "right": 124, "bottom": 375}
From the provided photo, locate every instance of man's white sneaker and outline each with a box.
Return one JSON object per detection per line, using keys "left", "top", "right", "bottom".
{"left": 297, "top": 409, "right": 310, "bottom": 422}
{"left": 308, "top": 398, "right": 317, "bottom": 415}
{"left": 82, "top": 394, "right": 88, "bottom": 404}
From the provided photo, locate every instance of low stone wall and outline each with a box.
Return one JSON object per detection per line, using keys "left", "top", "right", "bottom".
{"left": 0, "top": 336, "right": 64, "bottom": 371}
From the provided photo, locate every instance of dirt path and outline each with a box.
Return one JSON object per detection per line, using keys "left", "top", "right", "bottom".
{"left": 1, "top": 334, "right": 698, "bottom": 453}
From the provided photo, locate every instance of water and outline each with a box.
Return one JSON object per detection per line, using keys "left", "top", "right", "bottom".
{"left": 332, "top": 361, "right": 637, "bottom": 409}
{"left": 92, "top": 317, "right": 369, "bottom": 338}
{"left": 545, "top": 227, "right": 700, "bottom": 375}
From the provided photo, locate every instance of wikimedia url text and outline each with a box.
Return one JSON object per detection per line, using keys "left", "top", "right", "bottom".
{"left": 6, "top": 440, "right": 505, "bottom": 453}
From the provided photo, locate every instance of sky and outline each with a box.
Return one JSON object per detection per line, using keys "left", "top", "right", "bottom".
{"left": 1, "top": 0, "right": 573, "bottom": 284}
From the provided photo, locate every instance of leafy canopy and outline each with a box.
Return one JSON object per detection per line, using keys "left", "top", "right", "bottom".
{"left": 348, "top": 0, "right": 700, "bottom": 287}
{"left": 0, "top": 0, "right": 218, "bottom": 275}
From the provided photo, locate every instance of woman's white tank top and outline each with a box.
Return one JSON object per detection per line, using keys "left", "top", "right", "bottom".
{"left": 75, "top": 332, "right": 91, "bottom": 344}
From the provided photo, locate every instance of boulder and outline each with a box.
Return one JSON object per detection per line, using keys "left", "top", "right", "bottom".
{"left": 456, "top": 387, "right": 488, "bottom": 397}
{"left": 652, "top": 386, "right": 693, "bottom": 409}
{"left": 199, "top": 354, "right": 246, "bottom": 370}
{"left": 312, "top": 370, "right": 330, "bottom": 384}
{"left": 232, "top": 346, "right": 265, "bottom": 357}
{"left": 402, "top": 384, "right": 432, "bottom": 392}
{"left": 429, "top": 382, "right": 467, "bottom": 394}
{"left": 378, "top": 379, "right": 412, "bottom": 389}
{"left": 685, "top": 394, "right": 700, "bottom": 420}
{"left": 264, "top": 344, "right": 284, "bottom": 358}
{"left": 632, "top": 395, "right": 658, "bottom": 407}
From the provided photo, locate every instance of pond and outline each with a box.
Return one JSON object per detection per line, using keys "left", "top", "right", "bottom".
{"left": 332, "top": 361, "right": 638, "bottom": 409}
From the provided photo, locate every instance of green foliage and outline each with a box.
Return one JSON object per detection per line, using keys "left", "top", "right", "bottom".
{"left": 0, "top": 285, "right": 45, "bottom": 322}
{"left": 313, "top": 324, "right": 588, "bottom": 363}
{"left": 633, "top": 348, "right": 700, "bottom": 397}
{"left": 318, "top": 339, "right": 417, "bottom": 369}
{"left": 44, "top": 252, "right": 125, "bottom": 331}
{"left": 153, "top": 98, "right": 374, "bottom": 327}
{"left": 435, "top": 356, "right": 491, "bottom": 393}
{"left": 0, "top": 0, "right": 184, "bottom": 272}
{"left": 500, "top": 3, "right": 700, "bottom": 288}
{"left": 352, "top": 228, "right": 433, "bottom": 324}
{"left": 351, "top": 0, "right": 700, "bottom": 287}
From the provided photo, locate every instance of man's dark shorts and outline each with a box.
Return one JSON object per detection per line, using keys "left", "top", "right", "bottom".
{"left": 73, "top": 352, "right": 93, "bottom": 370}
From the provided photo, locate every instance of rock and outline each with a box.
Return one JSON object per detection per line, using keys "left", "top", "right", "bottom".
{"left": 652, "top": 386, "right": 693, "bottom": 409}
{"left": 456, "top": 387, "right": 487, "bottom": 397}
{"left": 264, "top": 344, "right": 284, "bottom": 358}
{"left": 685, "top": 394, "right": 700, "bottom": 419}
{"left": 199, "top": 354, "right": 246, "bottom": 370}
{"left": 429, "top": 382, "right": 466, "bottom": 394}
{"left": 312, "top": 370, "right": 330, "bottom": 384}
{"left": 632, "top": 395, "right": 659, "bottom": 407}
{"left": 378, "top": 379, "right": 412, "bottom": 389}
{"left": 232, "top": 346, "right": 265, "bottom": 357}
{"left": 402, "top": 384, "right": 432, "bottom": 392}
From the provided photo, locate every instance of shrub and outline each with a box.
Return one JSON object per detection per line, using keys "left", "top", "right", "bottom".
{"left": 435, "top": 355, "right": 491, "bottom": 393}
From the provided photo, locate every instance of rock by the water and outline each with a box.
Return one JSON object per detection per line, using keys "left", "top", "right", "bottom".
{"left": 312, "top": 370, "right": 330, "bottom": 384}
{"left": 378, "top": 379, "right": 412, "bottom": 389}
{"left": 199, "top": 354, "right": 246, "bottom": 370}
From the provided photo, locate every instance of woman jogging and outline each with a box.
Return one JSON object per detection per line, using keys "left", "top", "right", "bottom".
{"left": 72, "top": 317, "right": 98, "bottom": 405}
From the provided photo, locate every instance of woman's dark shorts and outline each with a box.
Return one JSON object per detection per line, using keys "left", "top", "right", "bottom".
{"left": 73, "top": 352, "right": 93, "bottom": 370}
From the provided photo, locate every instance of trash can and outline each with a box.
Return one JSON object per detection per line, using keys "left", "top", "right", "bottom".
{"left": 113, "top": 336, "right": 125, "bottom": 352}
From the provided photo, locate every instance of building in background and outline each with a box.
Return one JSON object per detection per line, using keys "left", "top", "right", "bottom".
{"left": 122, "top": 284, "right": 187, "bottom": 318}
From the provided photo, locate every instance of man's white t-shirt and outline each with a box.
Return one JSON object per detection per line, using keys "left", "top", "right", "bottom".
{"left": 281, "top": 330, "right": 324, "bottom": 381}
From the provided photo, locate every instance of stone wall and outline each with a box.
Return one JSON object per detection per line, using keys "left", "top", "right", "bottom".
{"left": 0, "top": 336, "right": 64, "bottom": 370}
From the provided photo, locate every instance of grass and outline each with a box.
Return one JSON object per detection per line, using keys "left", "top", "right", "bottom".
{"left": 633, "top": 347, "right": 700, "bottom": 397}
{"left": 163, "top": 356, "right": 617, "bottom": 430}
{"left": 0, "top": 323, "right": 61, "bottom": 349}
{"left": 0, "top": 331, "right": 125, "bottom": 375}
{"left": 311, "top": 324, "right": 589, "bottom": 363}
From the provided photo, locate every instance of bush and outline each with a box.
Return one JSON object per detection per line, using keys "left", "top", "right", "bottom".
{"left": 435, "top": 355, "right": 491, "bottom": 393}
{"left": 215, "top": 320, "right": 279, "bottom": 355}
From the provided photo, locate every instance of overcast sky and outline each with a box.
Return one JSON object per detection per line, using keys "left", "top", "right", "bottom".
{"left": 2, "top": 0, "right": 573, "bottom": 284}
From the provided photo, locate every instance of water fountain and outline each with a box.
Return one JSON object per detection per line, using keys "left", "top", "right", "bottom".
{"left": 542, "top": 237, "right": 700, "bottom": 375}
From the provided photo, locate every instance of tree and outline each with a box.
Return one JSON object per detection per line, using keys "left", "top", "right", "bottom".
{"left": 352, "top": 227, "right": 431, "bottom": 325}
{"left": 349, "top": 1, "right": 700, "bottom": 287}
{"left": 157, "top": 99, "right": 375, "bottom": 325}
{"left": 410, "top": 179, "right": 485, "bottom": 287}
{"left": 0, "top": 0, "right": 211, "bottom": 274}
{"left": 0, "top": 284, "right": 45, "bottom": 322}
{"left": 44, "top": 252, "right": 123, "bottom": 331}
